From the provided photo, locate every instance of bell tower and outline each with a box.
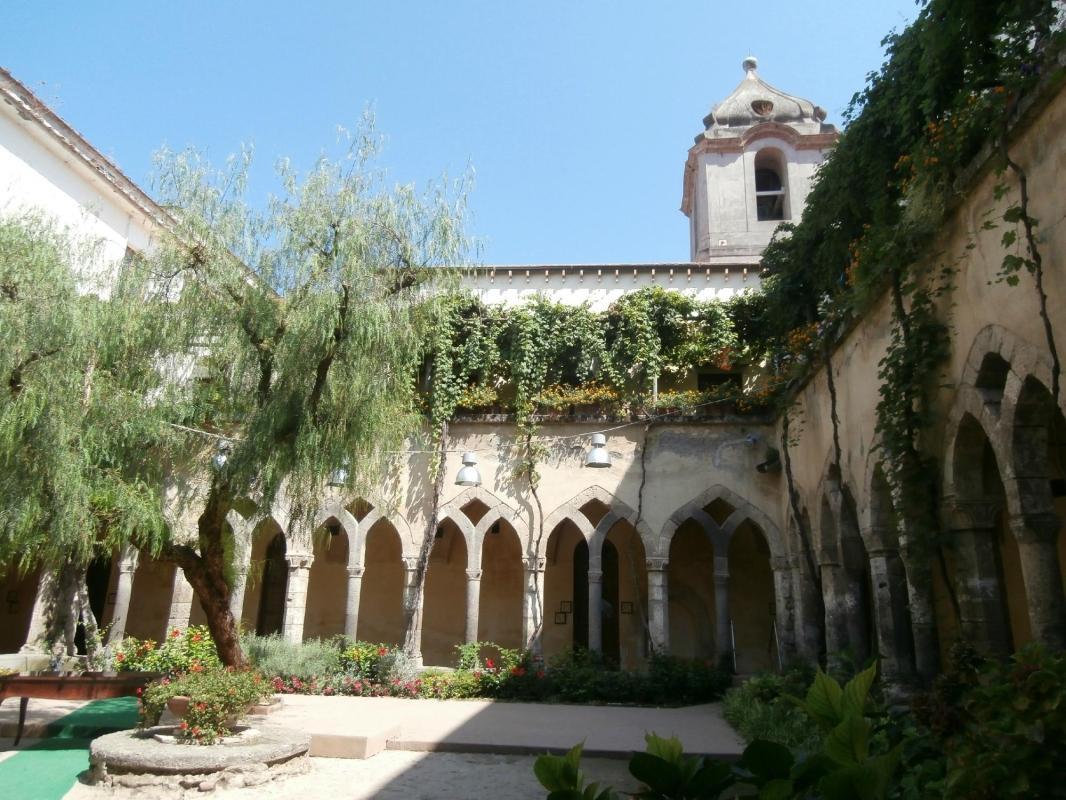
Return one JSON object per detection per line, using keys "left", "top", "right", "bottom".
{"left": 681, "top": 57, "right": 838, "bottom": 265}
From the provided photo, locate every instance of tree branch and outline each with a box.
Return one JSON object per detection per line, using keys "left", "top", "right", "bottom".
{"left": 9, "top": 348, "right": 62, "bottom": 397}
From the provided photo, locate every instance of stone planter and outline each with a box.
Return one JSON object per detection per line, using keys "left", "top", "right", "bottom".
{"left": 166, "top": 695, "right": 191, "bottom": 718}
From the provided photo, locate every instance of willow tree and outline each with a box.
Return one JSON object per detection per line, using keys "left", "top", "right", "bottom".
{"left": 0, "top": 214, "right": 173, "bottom": 658}
{"left": 144, "top": 130, "right": 465, "bottom": 667}
{"left": 1, "top": 127, "right": 466, "bottom": 667}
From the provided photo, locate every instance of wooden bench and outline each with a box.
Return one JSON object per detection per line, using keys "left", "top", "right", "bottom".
{"left": 0, "top": 673, "right": 159, "bottom": 745}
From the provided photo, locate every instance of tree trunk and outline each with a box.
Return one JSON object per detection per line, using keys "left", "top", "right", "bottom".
{"left": 403, "top": 422, "right": 448, "bottom": 657}
{"left": 163, "top": 481, "right": 248, "bottom": 669}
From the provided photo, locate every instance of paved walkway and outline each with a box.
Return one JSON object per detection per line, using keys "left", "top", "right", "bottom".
{"left": 262, "top": 695, "right": 745, "bottom": 759}
{"left": 3, "top": 696, "right": 744, "bottom": 799}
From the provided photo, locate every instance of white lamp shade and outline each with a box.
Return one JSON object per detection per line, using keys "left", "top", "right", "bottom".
{"left": 585, "top": 433, "right": 611, "bottom": 468}
{"left": 455, "top": 452, "right": 482, "bottom": 486}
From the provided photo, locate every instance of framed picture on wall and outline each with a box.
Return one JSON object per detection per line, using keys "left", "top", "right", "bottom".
{"left": 559, "top": 600, "right": 572, "bottom": 613}
{"left": 554, "top": 612, "right": 568, "bottom": 625}
{"left": 620, "top": 601, "right": 634, "bottom": 615}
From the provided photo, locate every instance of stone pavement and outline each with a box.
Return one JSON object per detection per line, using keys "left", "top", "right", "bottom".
{"left": 258, "top": 695, "right": 745, "bottom": 760}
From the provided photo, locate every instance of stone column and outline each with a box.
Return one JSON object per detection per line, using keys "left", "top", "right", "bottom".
{"left": 899, "top": 530, "right": 939, "bottom": 682}
{"left": 867, "top": 549, "right": 912, "bottom": 680}
{"left": 522, "top": 556, "right": 546, "bottom": 654}
{"left": 464, "top": 569, "right": 483, "bottom": 644}
{"left": 402, "top": 557, "right": 424, "bottom": 667}
{"left": 108, "top": 548, "right": 140, "bottom": 643}
{"left": 166, "top": 568, "right": 195, "bottom": 633}
{"left": 953, "top": 520, "right": 1012, "bottom": 655}
{"left": 281, "top": 554, "right": 311, "bottom": 644}
{"left": 713, "top": 555, "right": 731, "bottom": 661}
{"left": 228, "top": 533, "right": 254, "bottom": 624}
{"left": 819, "top": 559, "right": 851, "bottom": 657}
{"left": 771, "top": 558, "right": 797, "bottom": 665}
{"left": 587, "top": 568, "right": 604, "bottom": 653}
{"left": 1010, "top": 512, "right": 1066, "bottom": 649}
{"left": 792, "top": 558, "right": 825, "bottom": 662}
{"left": 645, "top": 559, "right": 669, "bottom": 655}
{"left": 344, "top": 566, "right": 365, "bottom": 641}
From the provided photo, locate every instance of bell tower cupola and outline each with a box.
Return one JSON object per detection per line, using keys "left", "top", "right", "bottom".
{"left": 681, "top": 57, "right": 838, "bottom": 265}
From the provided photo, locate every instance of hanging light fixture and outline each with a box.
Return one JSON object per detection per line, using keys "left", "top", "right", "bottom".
{"left": 455, "top": 452, "right": 482, "bottom": 486}
{"left": 328, "top": 458, "right": 350, "bottom": 488}
{"left": 212, "top": 440, "right": 232, "bottom": 471}
{"left": 585, "top": 433, "right": 611, "bottom": 468}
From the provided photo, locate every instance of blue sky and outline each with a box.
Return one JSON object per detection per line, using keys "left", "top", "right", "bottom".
{"left": 2, "top": 1, "right": 919, "bottom": 265}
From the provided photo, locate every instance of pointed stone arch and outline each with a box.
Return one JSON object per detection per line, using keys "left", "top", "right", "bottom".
{"left": 441, "top": 486, "right": 521, "bottom": 564}
{"left": 660, "top": 484, "right": 784, "bottom": 560}
{"left": 540, "top": 485, "right": 654, "bottom": 562}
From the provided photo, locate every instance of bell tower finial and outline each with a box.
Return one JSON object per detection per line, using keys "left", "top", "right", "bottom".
{"left": 742, "top": 56, "right": 758, "bottom": 74}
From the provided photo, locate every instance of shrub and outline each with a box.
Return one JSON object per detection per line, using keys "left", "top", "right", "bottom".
{"left": 338, "top": 641, "right": 394, "bottom": 681}
{"left": 908, "top": 642, "right": 1066, "bottom": 800}
{"left": 723, "top": 666, "right": 821, "bottom": 752}
{"left": 114, "top": 625, "right": 220, "bottom": 676}
{"left": 140, "top": 667, "right": 272, "bottom": 745}
{"left": 241, "top": 633, "right": 342, "bottom": 681}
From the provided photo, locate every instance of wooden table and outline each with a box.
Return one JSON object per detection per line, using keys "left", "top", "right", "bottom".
{"left": 0, "top": 673, "right": 160, "bottom": 745}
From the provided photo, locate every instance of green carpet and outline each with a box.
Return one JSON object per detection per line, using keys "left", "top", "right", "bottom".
{"left": 0, "top": 697, "right": 140, "bottom": 800}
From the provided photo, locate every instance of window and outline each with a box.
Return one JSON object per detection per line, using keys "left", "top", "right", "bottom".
{"left": 754, "top": 149, "right": 788, "bottom": 221}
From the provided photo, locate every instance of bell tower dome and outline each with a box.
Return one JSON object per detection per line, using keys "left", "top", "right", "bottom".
{"left": 681, "top": 57, "right": 838, "bottom": 265}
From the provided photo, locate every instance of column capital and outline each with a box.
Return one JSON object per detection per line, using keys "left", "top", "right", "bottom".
{"left": 645, "top": 558, "right": 668, "bottom": 571}
{"left": 523, "top": 556, "right": 546, "bottom": 572}
{"left": 346, "top": 565, "right": 365, "bottom": 579}
{"left": 587, "top": 569, "right": 604, "bottom": 583}
{"left": 118, "top": 558, "right": 139, "bottom": 575}
{"left": 285, "top": 553, "right": 312, "bottom": 571}
{"left": 465, "top": 569, "right": 483, "bottom": 581}
{"left": 402, "top": 556, "right": 421, "bottom": 572}
{"left": 946, "top": 500, "right": 1001, "bottom": 530}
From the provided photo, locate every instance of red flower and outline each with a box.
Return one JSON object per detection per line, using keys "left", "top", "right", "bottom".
{"left": 510, "top": 666, "right": 526, "bottom": 677}
{"left": 485, "top": 658, "right": 495, "bottom": 669}
{"left": 170, "top": 628, "right": 181, "bottom": 639}
{"left": 136, "top": 687, "right": 143, "bottom": 697}
{"left": 115, "top": 652, "right": 126, "bottom": 662}
{"left": 179, "top": 721, "right": 189, "bottom": 730}
{"left": 377, "top": 647, "right": 388, "bottom": 656}
{"left": 191, "top": 633, "right": 202, "bottom": 642}
{"left": 536, "top": 670, "right": 545, "bottom": 679}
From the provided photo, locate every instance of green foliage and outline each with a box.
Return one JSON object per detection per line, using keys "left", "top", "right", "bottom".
{"left": 534, "top": 744, "right": 620, "bottom": 800}
{"left": 723, "top": 667, "right": 821, "bottom": 752}
{"left": 422, "top": 288, "right": 749, "bottom": 428}
{"left": 906, "top": 643, "right": 1066, "bottom": 800}
{"left": 241, "top": 633, "right": 343, "bottom": 681}
{"left": 139, "top": 667, "right": 272, "bottom": 744}
{"left": 0, "top": 214, "right": 174, "bottom": 572}
{"left": 338, "top": 640, "right": 395, "bottom": 681}
{"left": 114, "top": 625, "right": 220, "bottom": 676}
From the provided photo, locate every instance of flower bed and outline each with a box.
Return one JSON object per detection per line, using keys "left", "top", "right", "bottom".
{"left": 114, "top": 626, "right": 220, "bottom": 677}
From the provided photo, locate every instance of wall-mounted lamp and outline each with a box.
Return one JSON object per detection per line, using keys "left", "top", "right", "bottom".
{"left": 455, "top": 452, "right": 482, "bottom": 487}
{"left": 584, "top": 433, "right": 611, "bottom": 469}
{"left": 213, "top": 440, "right": 232, "bottom": 471}
{"left": 328, "top": 458, "right": 350, "bottom": 488}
